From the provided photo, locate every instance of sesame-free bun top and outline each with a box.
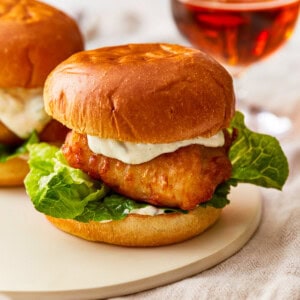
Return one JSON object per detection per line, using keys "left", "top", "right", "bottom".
{"left": 0, "top": 0, "right": 84, "bottom": 88}
{"left": 44, "top": 43, "right": 235, "bottom": 143}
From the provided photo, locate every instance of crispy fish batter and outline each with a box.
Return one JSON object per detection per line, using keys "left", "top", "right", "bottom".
{"left": 62, "top": 132, "right": 232, "bottom": 210}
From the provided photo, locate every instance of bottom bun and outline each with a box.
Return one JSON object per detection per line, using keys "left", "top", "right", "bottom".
{"left": 0, "top": 157, "right": 29, "bottom": 186}
{"left": 46, "top": 206, "right": 222, "bottom": 247}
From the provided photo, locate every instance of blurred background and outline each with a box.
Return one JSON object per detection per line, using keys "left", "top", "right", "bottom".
{"left": 42, "top": 0, "right": 300, "bottom": 137}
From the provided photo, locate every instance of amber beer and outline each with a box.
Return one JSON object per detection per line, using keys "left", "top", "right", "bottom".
{"left": 171, "top": 0, "right": 300, "bottom": 67}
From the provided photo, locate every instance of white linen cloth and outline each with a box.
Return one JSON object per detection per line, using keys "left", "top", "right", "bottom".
{"left": 42, "top": 1, "right": 300, "bottom": 299}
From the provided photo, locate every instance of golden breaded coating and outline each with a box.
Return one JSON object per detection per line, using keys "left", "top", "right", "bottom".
{"left": 62, "top": 132, "right": 232, "bottom": 210}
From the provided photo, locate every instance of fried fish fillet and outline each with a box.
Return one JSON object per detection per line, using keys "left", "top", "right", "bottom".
{"left": 62, "top": 131, "right": 232, "bottom": 210}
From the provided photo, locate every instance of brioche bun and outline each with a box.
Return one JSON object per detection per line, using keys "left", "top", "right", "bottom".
{"left": 44, "top": 43, "right": 235, "bottom": 143}
{"left": 0, "top": 0, "right": 84, "bottom": 88}
{"left": 0, "top": 0, "right": 84, "bottom": 186}
{"left": 46, "top": 206, "right": 222, "bottom": 247}
{"left": 40, "top": 43, "right": 234, "bottom": 246}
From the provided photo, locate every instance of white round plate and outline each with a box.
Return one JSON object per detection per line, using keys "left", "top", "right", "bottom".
{"left": 0, "top": 184, "right": 261, "bottom": 300}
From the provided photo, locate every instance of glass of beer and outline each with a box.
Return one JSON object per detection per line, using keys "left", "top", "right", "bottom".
{"left": 171, "top": 0, "right": 300, "bottom": 134}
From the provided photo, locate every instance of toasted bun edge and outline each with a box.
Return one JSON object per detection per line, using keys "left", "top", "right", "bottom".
{"left": 44, "top": 43, "right": 235, "bottom": 143}
{"left": 46, "top": 206, "right": 222, "bottom": 247}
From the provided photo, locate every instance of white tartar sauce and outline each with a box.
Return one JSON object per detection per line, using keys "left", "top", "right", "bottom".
{"left": 0, "top": 87, "right": 51, "bottom": 138}
{"left": 129, "top": 205, "right": 166, "bottom": 216}
{"left": 99, "top": 205, "right": 167, "bottom": 223}
{"left": 87, "top": 131, "right": 224, "bottom": 164}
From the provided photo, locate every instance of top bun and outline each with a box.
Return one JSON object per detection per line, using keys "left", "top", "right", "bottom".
{"left": 44, "top": 43, "right": 235, "bottom": 143}
{"left": 0, "top": 0, "right": 84, "bottom": 88}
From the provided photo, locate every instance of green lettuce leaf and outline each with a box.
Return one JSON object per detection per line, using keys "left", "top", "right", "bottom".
{"left": 24, "top": 111, "right": 289, "bottom": 222}
{"left": 0, "top": 131, "right": 39, "bottom": 162}
{"left": 25, "top": 143, "right": 187, "bottom": 222}
{"left": 76, "top": 194, "right": 187, "bottom": 222}
{"left": 200, "top": 179, "right": 236, "bottom": 209}
{"left": 208, "top": 112, "right": 289, "bottom": 207}
{"left": 229, "top": 111, "right": 289, "bottom": 190}
{"left": 24, "top": 143, "right": 109, "bottom": 220}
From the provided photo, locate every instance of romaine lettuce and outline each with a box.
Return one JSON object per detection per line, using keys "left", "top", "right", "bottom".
{"left": 25, "top": 143, "right": 184, "bottom": 221}
{"left": 229, "top": 112, "right": 289, "bottom": 190}
{"left": 24, "top": 112, "right": 289, "bottom": 222}
{"left": 0, "top": 131, "right": 39, "bottom": 162}
{"left": 25, "top": 143, "right": 109, "bottom": 219}
{"left": 204, "top": 112, "right": 289, "bottom": 206}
